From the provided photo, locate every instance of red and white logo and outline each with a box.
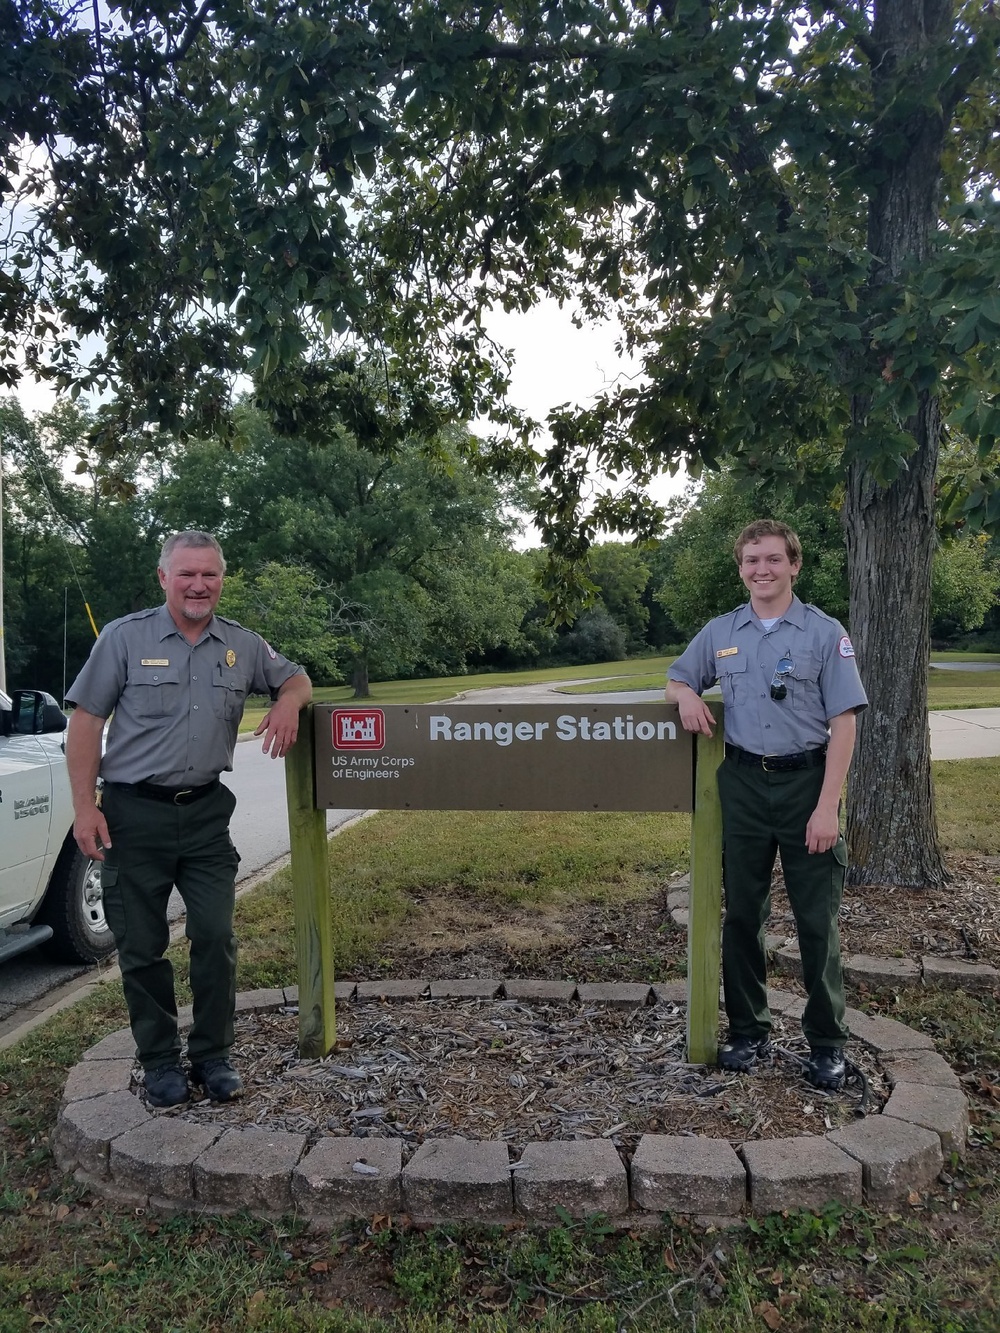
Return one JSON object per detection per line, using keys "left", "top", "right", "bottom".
{"left": 332, "top": 708, "right": 385, "bottom": 750}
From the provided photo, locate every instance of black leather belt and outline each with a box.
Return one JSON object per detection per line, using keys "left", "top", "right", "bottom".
{"left": 725, "top": 744, "right": 826, "bottom": 772}
{"left": 107, "top": 779, "right": 220, "bottom": 805}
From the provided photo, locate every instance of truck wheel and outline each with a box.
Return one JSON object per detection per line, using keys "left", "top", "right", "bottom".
{"left": 36, "top": 839, "right": 117, "bottom": 964}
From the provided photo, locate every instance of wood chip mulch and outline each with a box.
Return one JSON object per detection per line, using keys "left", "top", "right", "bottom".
{"left": 835, "top": 854, "right": 1000, "bottom": 969}
{"left": 161, "top": 998, "right": 887, "bottom": 1160}
{"left": 146, "top": 852, "right": 999, "bottom": 1157}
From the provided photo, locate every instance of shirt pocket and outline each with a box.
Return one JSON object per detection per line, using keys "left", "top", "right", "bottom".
{"left": 788, "top": 652, "right": 822, "bottom": 707}
{"left": 716, "top": 656, "right": 749, "bottom": 708}
{"left": 128, "top": 665, "right": 181, "bottom": 719}
{"left": 213, "top": 665, "right": 248, "bottom": 721}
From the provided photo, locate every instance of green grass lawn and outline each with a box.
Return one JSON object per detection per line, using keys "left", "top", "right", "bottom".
{"left": 926, "top": 666, "right": 1000, "bottom": 710}
{"left": 934, "top": 755, "right": 1000, "bottom": 853}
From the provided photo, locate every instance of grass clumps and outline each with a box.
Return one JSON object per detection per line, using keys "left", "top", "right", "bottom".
{"left": 933, "top": 757, "right": 1000, "bottom": 853}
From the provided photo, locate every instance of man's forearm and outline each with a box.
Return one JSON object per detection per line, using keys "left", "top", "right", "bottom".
{"left": 66, "top": 708, "right": 106, "bottom": 813}
{"left": 817, "top": 711, "right": 857, "bottom": 810}
{"left": 665, "top": 678, "right": 717, "bottom": 736}
{"left": 277, "top": 671, "right": 313, "bottom": 710}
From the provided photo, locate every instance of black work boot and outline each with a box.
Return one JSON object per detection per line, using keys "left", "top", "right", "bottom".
{"left": 144, "top": 1063, "right": 190, "bottom": 1108}
{"left": 718, "top": 1034, "right": 770, "bottom": 1073}
{"left": 190, "top": 1058, "right": 244, "bottom": 1102}
{"left": 807, "top": 1046, "right": 846, "bottom": 1091}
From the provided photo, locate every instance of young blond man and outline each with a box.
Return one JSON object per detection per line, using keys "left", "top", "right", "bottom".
{"left": 666, "top": 520, "right": 867, "bottom": 1090}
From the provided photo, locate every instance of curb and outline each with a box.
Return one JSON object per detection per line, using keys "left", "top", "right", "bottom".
{"left": 53, "top": 982, "right": 967, "bottom": 1228}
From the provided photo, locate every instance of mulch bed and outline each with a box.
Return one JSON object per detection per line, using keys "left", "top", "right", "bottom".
{"left": 153, "top": 997, "right": 886, "bottom": 1159}
{"left": 836, "top": 854, "right": 1000, "bottom": 969}
{"left": 142, "top": 852, "right": 1000, "bottom": 1156}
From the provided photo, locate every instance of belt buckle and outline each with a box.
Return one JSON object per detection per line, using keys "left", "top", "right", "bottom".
{"left": 173, "top": 788, "right": 194, "bottom": 805}
{"left": 762, "top": 755, "right": 779, "bottom": 772}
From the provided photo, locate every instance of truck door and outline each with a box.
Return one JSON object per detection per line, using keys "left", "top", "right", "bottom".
{"left": 0, "top": 728, "right": 56, "bottom": 928}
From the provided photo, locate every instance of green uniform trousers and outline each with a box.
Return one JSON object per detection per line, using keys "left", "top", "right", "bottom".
{"left": 100, "top": 783, "right": 240, "bottom": 1070}
{"left": 717, "top": 757, "right": 849, "bottom": 1048}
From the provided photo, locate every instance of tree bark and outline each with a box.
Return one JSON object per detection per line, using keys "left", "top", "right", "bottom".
{"left": 844, "top": 0, "right": 951, "bottom": 888}
{"left": 844, "top": 405, "right": 947, "bottom": 888}
{"left": 351, "top": 658, "right": 370, "bottom": 699}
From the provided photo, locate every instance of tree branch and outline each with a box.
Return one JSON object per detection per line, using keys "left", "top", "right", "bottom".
{"left": 166, "top": 0, "right": 216, "bottom": 67}
{"left": 824, "top": 0, "right": 880, "bottom": 67}
{"left": 940, "top": 23, "right": 1000, "bottom": 120}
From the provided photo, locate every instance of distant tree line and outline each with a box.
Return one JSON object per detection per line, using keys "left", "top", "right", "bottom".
{"left": 3, "top": 396, "right": 997, "bottom": 700}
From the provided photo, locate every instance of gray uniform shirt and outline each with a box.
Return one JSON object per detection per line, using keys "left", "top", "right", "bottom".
{"left": 667, "top": 596, "right": 868, "bottom": 755}
{"left": 66, "top": 604, "right": 304, "bottom": 786}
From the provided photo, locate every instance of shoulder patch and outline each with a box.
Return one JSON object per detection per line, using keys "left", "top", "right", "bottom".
{"left": 839, "top": 635, "right": 855, "bottom": 659}
{"left": 263, "top": 640, "right": 277, "bottom": 660}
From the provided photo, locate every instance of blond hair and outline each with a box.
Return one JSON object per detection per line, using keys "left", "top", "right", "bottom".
{"left": 733, "top": 520, "right": 802, "bottom": 566}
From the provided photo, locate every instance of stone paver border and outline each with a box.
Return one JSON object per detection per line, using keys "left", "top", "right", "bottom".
{"left": 54, "top": 981, "right": 967, "bottom": 1227}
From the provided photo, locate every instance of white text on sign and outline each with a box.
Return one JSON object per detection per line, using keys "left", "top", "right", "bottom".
{"left": 429, "top": 714, "right": 678, "bottom": 746}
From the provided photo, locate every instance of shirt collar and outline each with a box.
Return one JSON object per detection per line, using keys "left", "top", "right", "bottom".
{"left": 154, "top": 602, "right": 222, "bottom": 643}
{"left": 734, "top": 594, "right": 807, "bottom": 631}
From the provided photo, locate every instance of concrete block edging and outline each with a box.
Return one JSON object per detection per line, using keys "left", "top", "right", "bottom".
{"left": 54, "top": 982, "right": 966, "bottom": 1226}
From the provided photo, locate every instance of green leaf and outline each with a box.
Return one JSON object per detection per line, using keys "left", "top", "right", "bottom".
{"left": 951, "top": 309, "right": 981, "bottom": 354}
{"left": 895, "top": 382, "right": 919, "bottom": 419}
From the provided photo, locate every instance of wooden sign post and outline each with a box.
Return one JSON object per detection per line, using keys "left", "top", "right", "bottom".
{"left": 284, "top": 705, "right": 338, "bottom": 1058}
{"left": 687, "top": 704, "right": 725, "bottom": 1064}
{"left": 286, "top": 701, "right": 724, "bottom": 1062}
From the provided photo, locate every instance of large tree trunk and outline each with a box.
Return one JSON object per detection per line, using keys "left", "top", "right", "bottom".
{"left": 843, "top": 0, "right": 950, "bottom": 888}
{"left": 351, "top": 658, "right": 371, "bottom": 699}
{"left": 844, "top": 411, "right": 947, "bottom": 888}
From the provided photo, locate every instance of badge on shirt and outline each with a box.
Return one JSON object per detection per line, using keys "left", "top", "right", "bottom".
{"left": 839, "top": 636, "right": 856, "bottom": 659}
{"left": 226, "top": 649, "right": 236, "bottom": 667}
{"left": 141, "top": 659, "right": 170, "bottom": 666}
{"left": 716, "top": 647, "right": 739, "bottom": 658}
{"left": 263, "top": 640, "right": 277, "bottom": 660}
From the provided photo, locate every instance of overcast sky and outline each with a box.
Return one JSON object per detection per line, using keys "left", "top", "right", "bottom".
{"left": 481, "top": 301, "right": 693, "bottom": 531}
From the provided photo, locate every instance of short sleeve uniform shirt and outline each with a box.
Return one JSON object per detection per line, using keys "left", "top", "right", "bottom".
{"left": 66, "top": 604, "right": 304, "bottom": 786}
{"left": 667, "top": 596, "right": 867, "bottom": 754}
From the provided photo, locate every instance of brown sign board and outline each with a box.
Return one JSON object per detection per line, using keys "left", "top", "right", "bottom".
{"left": 313, "top": 703, "right": 693, "bottom": 812}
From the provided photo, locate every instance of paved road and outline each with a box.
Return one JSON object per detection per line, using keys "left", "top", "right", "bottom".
{"left": 930, "top": 662, "right": 999, "bottom": 671}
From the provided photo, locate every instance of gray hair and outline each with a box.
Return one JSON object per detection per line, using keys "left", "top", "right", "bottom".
{"left": 159, "top": 530, "right": 227, "bottom": 574}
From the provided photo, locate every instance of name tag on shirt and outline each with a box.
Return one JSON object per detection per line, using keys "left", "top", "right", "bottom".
{"left": 716, "top": 647, "right": 739, "bottom": 658}
{"left": 141, "top": 659, "right": 170, "bottom": 666}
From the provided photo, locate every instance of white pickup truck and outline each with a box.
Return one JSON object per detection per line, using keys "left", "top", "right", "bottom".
{"left": 0, "top": 687, "right": 115, "bottom": 966}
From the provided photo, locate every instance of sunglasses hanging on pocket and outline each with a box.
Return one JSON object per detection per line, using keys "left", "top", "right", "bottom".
{"left": 770, "top": 656, "right": 795, "bottom": 701}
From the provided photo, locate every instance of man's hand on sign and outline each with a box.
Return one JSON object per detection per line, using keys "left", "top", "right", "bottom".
{"left": 255, "top": 674, "right": 313, "bottom": 759}
{"left": 665, "top": 682, "right": 716, "bottom": 737}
